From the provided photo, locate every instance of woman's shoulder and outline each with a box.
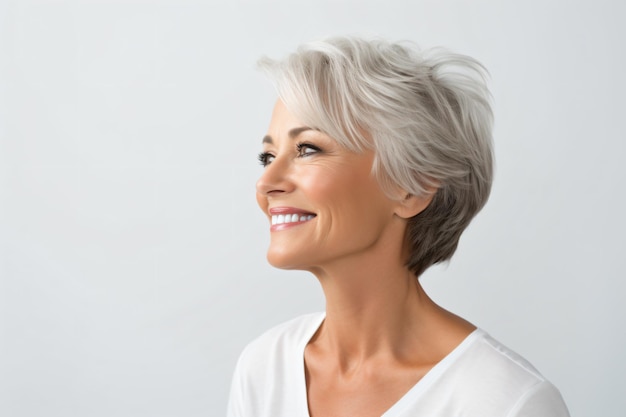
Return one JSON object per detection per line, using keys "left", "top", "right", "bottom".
{"left": 237, "top": 312, "right": 325, "bottom": 366}
{"left": 464, "top": 330, "right": 546, "bottom": 384}
{"left": 434, "top": 329, "right": 569, "bottom": 416}
{"left": 228, "top": 313, "right": 324, "bottom": 416}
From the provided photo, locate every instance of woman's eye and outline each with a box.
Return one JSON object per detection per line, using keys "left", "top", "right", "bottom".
{"left": 258, "top": 143, "right": 320, "bottom": 167}
{"left": 296, "top": 143, "right": 322, "bottom": 157}
{"left": 257, "top": 152, "right": 275, "bottom": 167}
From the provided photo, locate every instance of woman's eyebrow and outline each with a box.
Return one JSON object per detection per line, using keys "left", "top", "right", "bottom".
{"left": 262, "top": 127, "right": 314, "bottom": 144}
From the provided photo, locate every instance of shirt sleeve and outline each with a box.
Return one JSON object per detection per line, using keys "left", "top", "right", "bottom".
{"left": 226, "top": 353, "right": 246, "bottom": 417}
{"left": 507, "top": 380, "right": 570, "bottom": 417}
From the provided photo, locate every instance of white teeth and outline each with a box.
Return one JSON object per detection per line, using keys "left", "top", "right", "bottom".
{"left": 270, "top": 213, "right": 315, "bottom": 225}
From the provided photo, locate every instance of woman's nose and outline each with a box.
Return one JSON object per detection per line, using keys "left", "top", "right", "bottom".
{"left": 256, "top": 157, "right": 295, "bottom": 196}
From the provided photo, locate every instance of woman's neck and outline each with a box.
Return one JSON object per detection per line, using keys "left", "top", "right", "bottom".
{"left": 308, "top": 258, "right": 475, "bottom": 370}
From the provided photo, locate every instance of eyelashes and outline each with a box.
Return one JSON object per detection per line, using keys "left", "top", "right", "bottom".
{"left": 296, "top": 142, "right": 322, "bottom": 156}
{"left": 258, "top": 151, "right": 274, "bottom": 167}
{"left": 258, "top": 142, "right": 322, "bottom": 167}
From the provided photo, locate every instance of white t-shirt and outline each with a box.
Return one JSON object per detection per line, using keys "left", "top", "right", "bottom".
{"left": 227, "top": 312, "right": 569, "bottom": 417}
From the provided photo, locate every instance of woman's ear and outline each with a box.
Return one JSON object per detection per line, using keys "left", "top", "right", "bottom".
{"left": 394, "top": 190, "right": 436, "bottom": 219}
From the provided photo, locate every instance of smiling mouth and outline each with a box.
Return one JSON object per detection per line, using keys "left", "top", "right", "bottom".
{"left": 271, "top": 213, "right": 316, "bottom": 225}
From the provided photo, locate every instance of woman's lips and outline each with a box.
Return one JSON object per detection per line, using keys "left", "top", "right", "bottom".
{"left": 268, "top": 207, "right": 316, "bottom": 231}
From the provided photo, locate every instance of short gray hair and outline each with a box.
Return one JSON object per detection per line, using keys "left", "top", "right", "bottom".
{"left": 258, "top": 37, "right": 494, "bottom": 277}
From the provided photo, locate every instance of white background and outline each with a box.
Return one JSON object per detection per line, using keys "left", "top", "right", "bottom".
{"left": 1, "top": 0, "right": 624, "bottom": 416}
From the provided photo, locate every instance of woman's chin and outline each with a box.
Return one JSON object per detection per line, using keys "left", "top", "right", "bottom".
{"left": 266, "top": 249, "right": 311, "bottom": 271}
{"left": 266, "top": 254, "right": 298, "bottom": 270}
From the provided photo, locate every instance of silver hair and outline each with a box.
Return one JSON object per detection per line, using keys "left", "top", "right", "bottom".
{"left": 258, "top": 37, "right": 494, "bottom": 277}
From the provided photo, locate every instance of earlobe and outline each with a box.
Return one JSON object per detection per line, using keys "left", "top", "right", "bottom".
{"left": 394, "top": 191, "right": 435, "bottom": 219}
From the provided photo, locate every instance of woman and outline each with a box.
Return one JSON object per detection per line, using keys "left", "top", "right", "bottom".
{"left": 228, "top": 37, "right": 569, "bottom": 417}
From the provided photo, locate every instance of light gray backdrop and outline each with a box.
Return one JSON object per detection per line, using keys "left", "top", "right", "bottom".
{"left": 1, "top": 0, "right": 624, "bottom": 416}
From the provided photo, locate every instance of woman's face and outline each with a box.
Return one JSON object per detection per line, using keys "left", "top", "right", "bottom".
{"left": 256, "top": 100, "right": 406, "bottom": 273}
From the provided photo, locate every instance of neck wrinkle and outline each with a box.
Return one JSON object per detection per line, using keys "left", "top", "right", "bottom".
{"left": 312, "top": 264, "right": 432, "bottom": 369}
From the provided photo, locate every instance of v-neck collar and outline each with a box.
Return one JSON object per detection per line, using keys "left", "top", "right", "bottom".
{"left": 295, "top": 312, "right": 483, "bottom": 417}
